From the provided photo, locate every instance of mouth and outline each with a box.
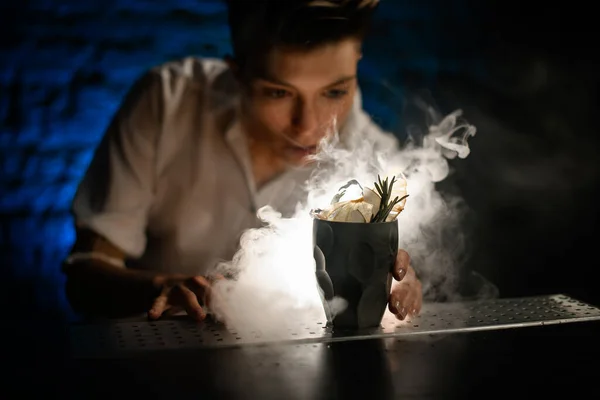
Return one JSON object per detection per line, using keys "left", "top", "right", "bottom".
{"left": 276, "top": 131, "right": 323, "bottom": 160}
{"left": 286, "top": 144, "right": 319, "bottom": 158}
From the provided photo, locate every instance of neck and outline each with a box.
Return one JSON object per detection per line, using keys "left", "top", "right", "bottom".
{"left": 239, "top": 111, "right": 287, "bottom": 190}
{"left": 248, "top": 139, "right": 288, "bottom": 190}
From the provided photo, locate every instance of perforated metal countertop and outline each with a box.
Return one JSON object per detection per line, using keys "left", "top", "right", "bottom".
{"left": 69, "top": 294, "right": 600, "bottom": 357}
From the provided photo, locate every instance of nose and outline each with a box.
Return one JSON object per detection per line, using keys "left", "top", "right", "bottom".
{"left": 291, "top": 99, "right": 319, "bottom": 140}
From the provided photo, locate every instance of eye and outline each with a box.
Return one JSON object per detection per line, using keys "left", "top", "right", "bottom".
{"left": 263, "top": 88, "right": 290, "bottom": 99}
{"left": 324, "top": 89, "right": 349, "bottom": 99}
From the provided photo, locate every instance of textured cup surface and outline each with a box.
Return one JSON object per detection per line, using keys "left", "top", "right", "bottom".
{"left": 313, "top": 218, "right": 398, "bottom": 329}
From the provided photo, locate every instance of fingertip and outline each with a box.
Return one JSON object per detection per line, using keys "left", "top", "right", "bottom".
{"left": 389, "top": 297, "right": 400, "bottom": 314}
{"left": 396, "top": 306, "right": 407, "bottom": 321}
{"left": 414, "top": 303, "right": 422, "bottom": 316}
{"left": 195, "top": 308, "right": 207, "bottom": 321}
{"left": 394, "top": 267, "right": 406, "bottom": 281}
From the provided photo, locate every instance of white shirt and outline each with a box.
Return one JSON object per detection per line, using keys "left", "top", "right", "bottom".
{"left": 72, "top": 57, "right": 399, "bottom": 276}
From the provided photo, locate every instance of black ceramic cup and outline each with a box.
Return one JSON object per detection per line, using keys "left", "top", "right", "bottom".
{"left": 313, "top": 217, "right": 399, "bottom": 329}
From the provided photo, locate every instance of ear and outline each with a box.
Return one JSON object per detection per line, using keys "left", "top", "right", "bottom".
{"left": 353, "top": 40, "right": 364, "bottom": 60}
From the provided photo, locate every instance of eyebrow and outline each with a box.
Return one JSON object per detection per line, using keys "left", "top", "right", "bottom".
{"left": 260, "top": 75, "right": 357, "bottom": 89}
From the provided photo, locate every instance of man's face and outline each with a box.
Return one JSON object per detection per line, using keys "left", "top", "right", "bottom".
{"left": 240, "top": 38, "right": 361, "bottom": 166}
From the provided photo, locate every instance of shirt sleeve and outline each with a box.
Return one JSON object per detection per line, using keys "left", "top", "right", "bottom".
{"left": 71, "top": 70, "right": 163, "bottom": 258}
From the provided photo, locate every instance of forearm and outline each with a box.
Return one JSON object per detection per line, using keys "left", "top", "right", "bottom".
{"left": 64, "top": 259, "right": 163, "bottom": 319}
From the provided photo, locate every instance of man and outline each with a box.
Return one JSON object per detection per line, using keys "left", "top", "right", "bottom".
{"left": 63, "top": 0, "right": 422, "bottom": 322}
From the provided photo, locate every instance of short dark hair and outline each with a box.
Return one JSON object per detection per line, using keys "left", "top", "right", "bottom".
{"left": 225, "top": 0, "right": 379, "bottom": 75}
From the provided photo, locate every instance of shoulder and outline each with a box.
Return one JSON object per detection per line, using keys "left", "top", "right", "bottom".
{"left": 141, "top": 57, "right": 238, "bottom": 119}
{"left": 149, "top": 57, "right": 235, "bottom": 96}
{"left": 151, "top": 57, "right": 227, "bottom": 81}
{"left": 114, "top": 57, "right": 232, "bottom": 120}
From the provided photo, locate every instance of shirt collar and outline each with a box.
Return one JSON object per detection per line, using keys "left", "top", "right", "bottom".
{"left": 224, "top": 110, "right": 259, "bottom": 209}
{"left": 222, "top": 89, "right": 366, "bottom": 209}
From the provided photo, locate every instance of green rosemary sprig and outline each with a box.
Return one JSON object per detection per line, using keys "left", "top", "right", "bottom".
{"left": 370, "top": 175, "right": 409, "bottom": 223}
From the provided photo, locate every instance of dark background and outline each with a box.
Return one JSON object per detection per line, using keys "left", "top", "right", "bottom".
{"left": 1, "top": 0, "right": 598, "bottom": 321}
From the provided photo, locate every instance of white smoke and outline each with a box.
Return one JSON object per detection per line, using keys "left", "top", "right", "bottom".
{"left": 208, "top": 106, "right": 478, "bottom": 336}
{"left": 208, "top": 206, "right": 325, "bottom": 336}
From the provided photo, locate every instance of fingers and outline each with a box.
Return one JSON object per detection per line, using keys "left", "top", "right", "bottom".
{"left": 388, "top": 283, "right": 410, "bottom": 320}
{"left": 148, "top": 276, "right": 211, "bottom": 321}
{"left": 174, "top": 284, "right": 207, "bottom": 321}
{"left": 412, "top": 291, "right": 423, "bottom": 317}
{"left": 389, "top": 279, "right": 422, "bottom": 321}
{"left": 148, "top": 287, "right": 171, "bottom": 320}
{"left": 207, "top": 273, "right": 226, "bottom": 282}
{"left": 393, "top": 249, "right": 411, "bottom": 281}
{"left": 188, "top": 276, "right": 212, "bottom": 307}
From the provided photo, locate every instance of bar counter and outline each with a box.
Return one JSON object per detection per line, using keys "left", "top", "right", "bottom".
{"left": 7, "top": 294, "right": 600, "bottom": 399}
